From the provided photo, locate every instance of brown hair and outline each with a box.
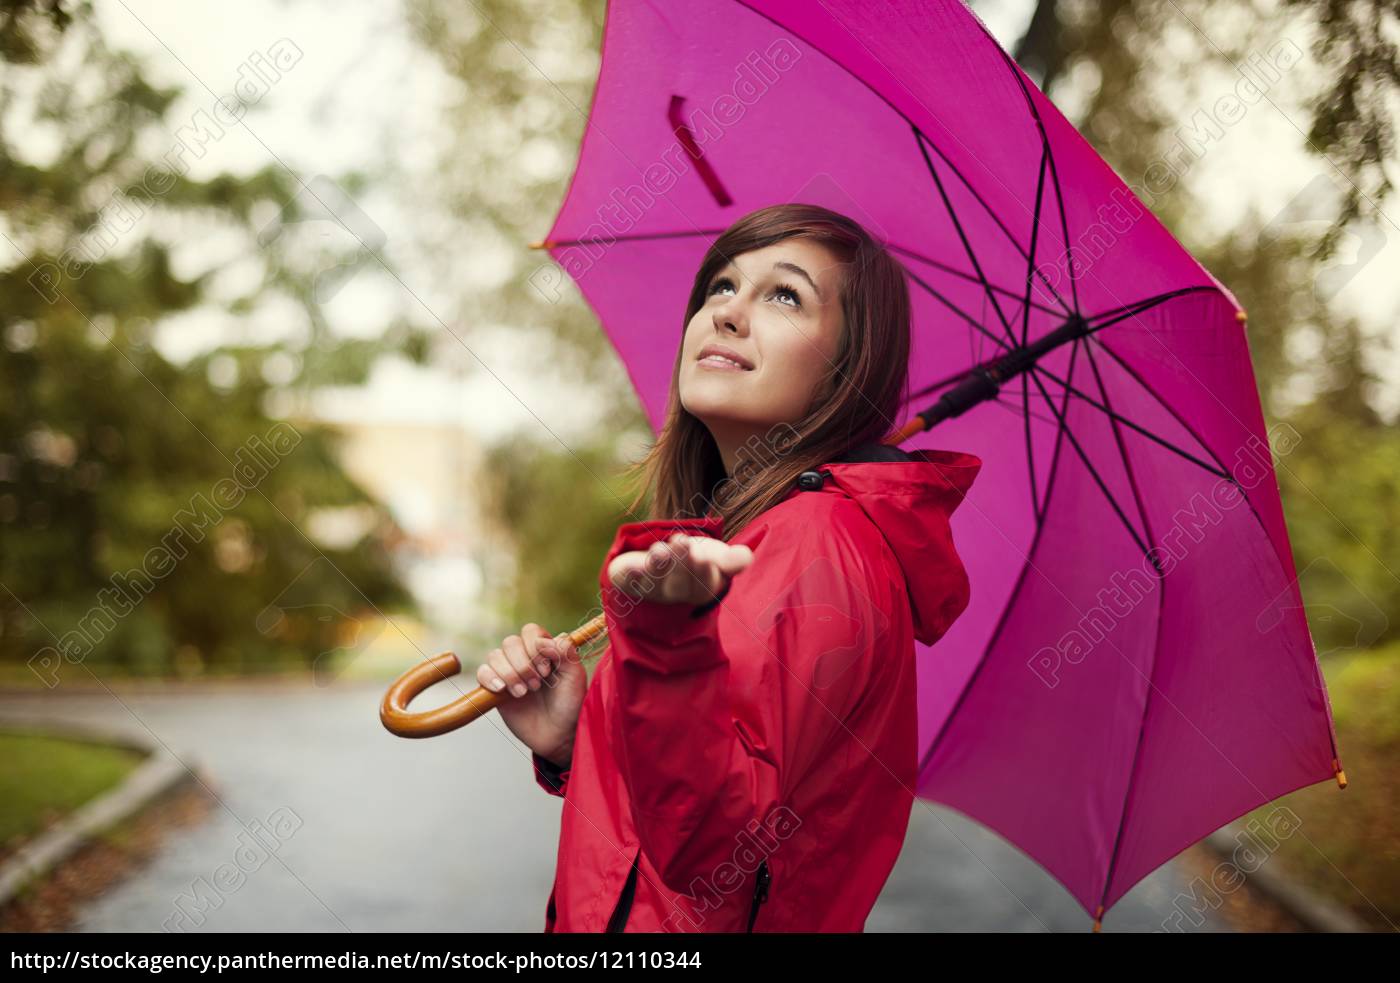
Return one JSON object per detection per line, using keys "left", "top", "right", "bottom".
{"left": 623, "top": 203, "right": 913, "bottom": 540}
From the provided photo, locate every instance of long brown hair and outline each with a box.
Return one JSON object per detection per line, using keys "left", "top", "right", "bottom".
{"left": 624, "top": 203, "right": 912, "bottom": 540}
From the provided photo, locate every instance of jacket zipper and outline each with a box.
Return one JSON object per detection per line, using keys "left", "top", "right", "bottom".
{"left": 605, "top": 853, "right": 640, "bottom": 933}
{"left": 745, "top": 861, "right": 770, "bottom": 932}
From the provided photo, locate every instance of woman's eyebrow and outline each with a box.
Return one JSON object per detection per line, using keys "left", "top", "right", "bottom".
{"left": 773, "top": 261, "right": 821, "bottom": 301}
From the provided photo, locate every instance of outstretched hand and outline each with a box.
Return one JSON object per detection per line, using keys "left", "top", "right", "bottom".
{"left": 607, "top": 532, "right": 754, "bottom": 607}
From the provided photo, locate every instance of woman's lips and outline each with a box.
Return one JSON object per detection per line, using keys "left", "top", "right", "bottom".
{"left": 697, "top": 354, "right": 753, "bottom": 371}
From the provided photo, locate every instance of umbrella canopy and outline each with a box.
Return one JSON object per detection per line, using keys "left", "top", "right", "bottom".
{"left": 535, "top": 0, "right": 1341, "bottom": 925}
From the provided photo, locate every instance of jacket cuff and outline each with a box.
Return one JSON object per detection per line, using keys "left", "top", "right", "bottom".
{"left": 532, "top": 750, "right": 570, "bottom": 797}
{"left": 599, "top": 517, "right": 729, "bottom": 671}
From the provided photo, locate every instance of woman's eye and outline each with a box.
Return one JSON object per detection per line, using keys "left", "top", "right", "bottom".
{"left": 709, "top": 278, "right": 735, "bottom": 297}
{"left": 774, "top": 286, "right": 801, "bottom": 307}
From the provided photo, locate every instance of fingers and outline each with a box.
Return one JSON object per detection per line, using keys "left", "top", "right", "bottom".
{"left": 643, "top": 535, "right": 689, "bottom": 577}
{"left": 476, "top": 622, "right": 556, "bottom": 698}
{"left": 521, "top": 622, "right": 556, "bottom": 679}
{"left": 607, "top": 533, "right": 751, "bottom": 604}
{"left": 716, "top": 543, "right": 754, "bottom": 575}
{"left": 670, "top": 534, "right": 753, "bottom": 579}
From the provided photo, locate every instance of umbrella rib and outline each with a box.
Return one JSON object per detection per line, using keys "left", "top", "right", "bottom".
{"left": 1025, "top": 343, "right": 1155, "bottom": 562}
{"left": 1022, "top": 370, "right": 1041, "bottom": 524}
{"left": 1088, "top": 337, "right": 1319, "bottom": 609}
{"left": 1086, "top": 286, "right": 1219, "bottom": 327}
{"left": 1023, "top": 144, "right": 1050, "bottom": 347}
{"left": 1037, "top": 96, "right": 1080, "bottom": 314}
{"left": 910, "top": 124, "right": 1075, "bottom": 318}
{"left": 1088, "top": 342, "right": 1240, "bottom": 488}
{"left": 1030, "top": 360, "right": 1232, "bottom": 481}
{"left": 917, "top": 335, "right": 1084, "bottom": 780}
{"left": 1098, "top": 562, "right": 1169, "bottom": 916}
{"left": 1020, "top": 145, "right": 1052, "bottom": 520}
{"left": 913, "top": 126, "right": 1021, "bottom": 349}
{"left": 902, "top": 267, "right": 1017, "bottom": 356}
{"left": 731, "top": 0, "right": 1077, "bottom": 321}
{"left": 901, "top": 328, "right": 1228, "bottom": 486}
{"left": 991, "top": 41, "right": 1082, "bottom": 315}
{"left": 1078, "top": 338, "right": 1164, "bottom": 915}
{"left": 887, "top": 243, "right": 1064, "bottom": 317}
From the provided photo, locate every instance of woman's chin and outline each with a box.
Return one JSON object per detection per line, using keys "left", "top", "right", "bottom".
{"left": 682, "top": 378, "right": 753, "bottom": 412}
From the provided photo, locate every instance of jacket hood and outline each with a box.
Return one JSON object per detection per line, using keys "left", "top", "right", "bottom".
{"left": 798, "top": 447, "right": 982, "bottom": 646}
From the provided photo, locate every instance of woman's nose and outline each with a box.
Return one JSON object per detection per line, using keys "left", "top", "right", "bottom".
{"left": 712, "top": 297, "right": 749, "bottom": 335}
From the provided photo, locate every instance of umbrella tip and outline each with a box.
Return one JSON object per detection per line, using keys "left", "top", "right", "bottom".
{"left": 1092, "top": 906, "right": 1104, "bottom": 932}
{"left": 1235, "top": 309, "right": 1248, "bottom": 323}
{"left": 1333, "top": 758, "right": 1348, "bottom": 789}
{"left": 529, "top": 240, "right": 555, "bottom": 250}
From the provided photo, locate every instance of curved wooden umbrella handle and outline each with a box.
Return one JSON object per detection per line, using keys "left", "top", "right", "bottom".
{"left": 379, "top": 614, "right": 609, "bottom": 739}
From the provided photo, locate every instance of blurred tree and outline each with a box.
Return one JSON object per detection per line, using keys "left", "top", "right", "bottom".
{"left": 407, "top": 0, "right": 654, "bottom": 633}
{"left": 1005, "top": 0, "right": 1398, "bottom": 244}
{"left": 0, "top": 0, "right": 416, "bottom": 678}
{"left": 478, "top": 433, "right": 644, "bottom": 653}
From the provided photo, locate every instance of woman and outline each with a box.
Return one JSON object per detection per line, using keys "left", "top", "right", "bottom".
{"left": 479, "top": 203, "right": 982, "bottom": 932}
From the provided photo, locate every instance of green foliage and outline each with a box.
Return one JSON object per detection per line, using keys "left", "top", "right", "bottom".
{"left": 479, "top": 433, "right": 647, "bottom": 640}
{"left": 1244, "top": 643, "right": 1400, "bottom": 930}
{"left": 0, "top": 4, "right": 412, "bottom": 678}
{"left": 1276, "top": 399, "right": 1400, "bottom": 654}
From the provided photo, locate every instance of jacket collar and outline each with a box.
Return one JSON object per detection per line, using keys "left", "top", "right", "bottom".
{"left": 784, "top": 443, "right": 982, "bottom": 645}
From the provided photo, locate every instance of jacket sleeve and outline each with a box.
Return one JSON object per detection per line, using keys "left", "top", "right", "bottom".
{"left": 599, "top": 510, "right": 895, "bottom": 892}
{"left": 531, "top": 749, "right": 570, "bottom": 798}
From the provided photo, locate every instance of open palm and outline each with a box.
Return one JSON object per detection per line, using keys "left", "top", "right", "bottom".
{"left": 607, "top": 532, "right": 753, "bottom": 606}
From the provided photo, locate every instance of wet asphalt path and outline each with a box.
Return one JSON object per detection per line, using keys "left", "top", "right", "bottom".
{"left": 0, "top": 683, "right": 1228, "bottom": 933}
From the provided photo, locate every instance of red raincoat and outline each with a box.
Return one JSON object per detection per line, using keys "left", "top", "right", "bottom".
{"left": 531, "top": 447, "right": 982, "bottom": 932}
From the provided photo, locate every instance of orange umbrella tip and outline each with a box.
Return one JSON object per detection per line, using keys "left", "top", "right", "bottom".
{"left": 1235, "top": 309, "right": 1248, "bottom": 323}
{"left": 1092, "top": 906, "right": 1104, "bottom": 932}
{"left": 529, "top": 239, "right": 555, "bottom": 250}
{"left": 1334, "top": 759, "right": 1348, "bottom": 789}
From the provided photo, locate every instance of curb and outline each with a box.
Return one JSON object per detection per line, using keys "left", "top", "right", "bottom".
{"left": 0, "top": 722, "right": 199, "bottom": 907}
{"left": 1202, "top": 825, "right": 1370, "bottom": 933}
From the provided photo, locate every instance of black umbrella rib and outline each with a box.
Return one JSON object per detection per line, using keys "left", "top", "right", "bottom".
{"left": 1025, "top": 343, "right": 1155, "bottom": 562}
{"left": 1020, "top": 145, "right": 1052, "bottom": 519}
{"left": 1082, "top": 338, "right": 1160, "bottom": 573}
{"left": 1090, "top": 340, "right": 1242, "bottom": 493}
{"left": 1086, "top": 286, "right": 1219, "bottom": 327}
{"left": 993, "top": 41, "right": 1081, "bottom": 316}
{"left": 900, "top": 309, "right": 1226, "bottom": 485}
{"left": 903, "top": 267, "right": 1018, "bottom": 355}
{"left": 1088, "top": 327, "right": 1167, "bottom": 918}
{"left": 1023, "top": 145, "right": 1050, "bottom": 347}
{"left": 1030, "top": 361, "right": 1232, "bottom": 481}
{"left": 918, "top": 333, "right": 1083, "bottom": 780}
{"left": 913, "top": 126, "right": 1021, "bottom": 350}
{"left": 1039, "top": 109, "right": 1080, "bottom": 315}
{"left": 1022, "top": 368, "right": 1041, "bottom": 525}
{"left": 732, "top": 0, "right": 1077, "bottom": 320}
{"left": 887, "top": 243, "right": 1064, "bottom": 317}
{"left": 909, "top": 124, "right": 1075, "bottom": 319}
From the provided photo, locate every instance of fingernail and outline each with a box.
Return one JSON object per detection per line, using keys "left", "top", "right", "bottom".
{"left": 511, "top": 683, "right": 526, "bottom": 697}
{"left": 536, "top": 659, "right": 551, "bottom": 676}
{"left": 528, "top": 677, "right": 540, "bottom": 691}
{"left": 487, "top": 677, "right": 504, "bottom": 692}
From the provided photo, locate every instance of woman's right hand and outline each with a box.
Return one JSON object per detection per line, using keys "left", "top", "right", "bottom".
{"left": 477, "top": 623, "right": 588, "bottom": 769}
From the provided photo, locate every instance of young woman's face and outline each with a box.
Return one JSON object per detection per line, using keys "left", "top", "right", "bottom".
{"left": 678, "top": 238, "right": 847, "bottom": 453}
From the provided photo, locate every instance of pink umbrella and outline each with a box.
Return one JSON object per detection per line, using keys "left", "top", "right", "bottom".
{"left": 532, "top": 0, "right": 1343, "bottom": 928}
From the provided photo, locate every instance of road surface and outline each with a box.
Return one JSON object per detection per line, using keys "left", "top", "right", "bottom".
{"left": 0, "top": 682, "right": 1229, "bottom": 933}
